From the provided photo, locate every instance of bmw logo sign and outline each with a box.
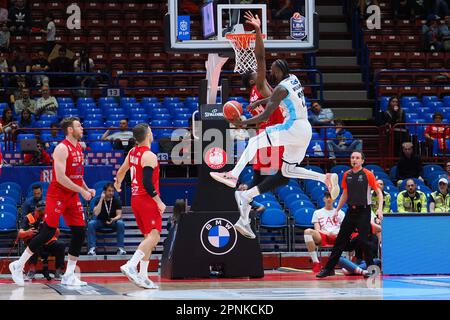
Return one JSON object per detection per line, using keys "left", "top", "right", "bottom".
{"left": 200, "top": 218, "right": 237, "bottom": 255}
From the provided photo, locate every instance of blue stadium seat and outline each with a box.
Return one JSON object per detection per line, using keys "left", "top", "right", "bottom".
{"left": 17, "top": 133, "right": 36, "bottom": 142}
{"left": 283, "top": 193, "right": 311, "bottom": 205}
{"left": 380, "top": 96, "right": 391, "bottom": 111}
{"left": 123, "top": 103, "right": 141, "bottom": 115}
{"left": 100, "top": 103, "right": 119, "bottom": 113}
{"left": 305, "top": 180, "right": 323, "bottom": 195}
{"left": 106, "top": 107, "right": 125, "bottom": 116}
{"left": 405, "top": 113, "right": 419, "bottom": 122}
{"left": 130, "top": 114, "right": 149, "bottom": 122}
{"left": 311, "top": 132, "right": 320, "bottom": 140}
{"left": 260, "top": 201, "right": 283, "bottom": 211}
{"left": 151, "top": 120, "right": 171, "bottom": 127}
{"left": 403, "top": 101, "right": 422, "bottom": 112}
{"left": 151, "top": 141, "right": 159, "bottom": 153}
{"left": 416, "top": 184, "right": 432, "bottom": 198}
{"left": 0, "top": 211, "right": 17, "bottom": 232}
{"left": 331, "top": 165, "right": 351, "bottom": 175}
{"left": 0, "top": 189, "right": 20, "bottom": 203}
{"left": 184, "top": 97, "right": 198, "bottom": 103}
{"left": 57, "top": 97, "right": 73, "bottom": 104}
{"left": 173, "top": 120, "right": 189, "bottom": 128}
{"left": 287, "top": 179, "right": 300, "bottom": 188}
{"left": 127, "top": 120, "right": 141, "bottom": 127}
{"left": 143, "top": 102, "right": 163, "bottom": 112}
{"left": 84, "top": 120, "right": 103, "bottom": 128}
{"left": 384, "top": 184, "right": 398, "bottom": 194}
{"left": 98, "top": 97, "right": 117, "bottom": 107}
{"left": 84, "top": 113, "right": 103, "bottom": 121}
{"left": 422, "top": 96, "right": 439, "bottom": 104}
{"left": 167, "top": 102, "right": 185, "bottom": 110}
{"left": 310, "top": 186, "right": 327, "bottom": 203}
{"left": 107, "top": 113, "right": 127, "bottom": 121}
{"left": 254, "top": 193, "right": 277, "bottom": 203}
{"left": 305, "top": 165, "right": 324, "bottom": 173}
{"left": 0, "top": 203, "right": 17, "bottom": 215}
{"left": 260, "top": 208, "right": 289, "bottom": 228}
{"left": 0, "top": 196, "right": 16, "bottom": 206}
{"left": 390, "top": 196, "right": 398, "bottom": 212}
{"left": 93, "top": 180, "right": 112, "bottom": 191}
{"left": 89, "top": 141, "right": 113, "bottom": 152}
{"left": 399, "top": 178, "right": 425, "bottom": 191}
{"left": 277, "top": 185, "right": 304, "bottom": 200}
{"left": 35, "top": 120, "right": 53, "bottom": 128}
{"left": 120, "top": 97, "right": 137, "bottom": 106}
{"left": 152, "top": 113, "right": 172, "bottom": 121}
{"left": 365, "top": 164, "right": 384, "bottom": 174}
{"left": 286, "top": 199, "right": 315, "bottom": 212}
{"left": 141, "top": 97, "right": 159, "bottom": 104}
{"left": 293, "top": 207, "right": 315, "bottom": 228}
{"left": 374, "top": 171, "right": 390, "bottom": 180}
{"left": 171, "top": 108, "right": 191, "bottom": 115}
{"left": 0, "top": 182, "right": 21, "bottom": 195}
{"left": 173, "top": 113, "right": 191, "bottom": 121}
{"left": 306, "top": 140, "right": 325, "bottom": 157}
{"left": 401, "top": 96, "right": 419, "bottom": 105}
{"left": 443, "top": 96, "right": 450, "bottom": 108}
{"left": 163, "top": 97, "right": 180, "bottom": 104}
{"left": 423, "top": 164, "right": 445, "bottom": 180}
{"left": 87, "top": 132, "right": 104, "bottom": 141}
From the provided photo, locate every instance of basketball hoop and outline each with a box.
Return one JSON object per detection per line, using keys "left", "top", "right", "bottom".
{"left": 226, "top": 33, "right": 266, "bottom": 75}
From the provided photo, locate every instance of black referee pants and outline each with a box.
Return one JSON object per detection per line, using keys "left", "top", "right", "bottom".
{"left": 324, "top": 206, "right": 374, "bottom": 270}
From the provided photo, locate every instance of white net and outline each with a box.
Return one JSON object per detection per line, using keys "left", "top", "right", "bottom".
{"left": 226, "top": 34, "right": 258, "bottom": 75}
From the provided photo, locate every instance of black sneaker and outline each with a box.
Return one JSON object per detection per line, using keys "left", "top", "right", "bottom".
{"left": 316, "top": 268, "right": 335, "bottom": 278}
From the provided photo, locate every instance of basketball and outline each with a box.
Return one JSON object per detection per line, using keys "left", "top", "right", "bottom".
{"left": 223, "top": 100, "right": 243, "bottom": 121}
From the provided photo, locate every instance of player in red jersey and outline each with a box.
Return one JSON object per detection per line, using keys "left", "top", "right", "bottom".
{"left": 114, "top": 123, "right": 166, "bottom": 289}
{"left": 10, "top": 117, "right": 96, "bottom": 286}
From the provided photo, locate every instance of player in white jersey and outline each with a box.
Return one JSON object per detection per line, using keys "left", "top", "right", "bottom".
{"left": 211, "top": 57, "right": 340, "bottom": 239}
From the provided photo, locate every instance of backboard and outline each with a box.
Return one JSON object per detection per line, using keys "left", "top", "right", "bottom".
{"left": 165, "top": 0, "right": 318, "bottom": 53}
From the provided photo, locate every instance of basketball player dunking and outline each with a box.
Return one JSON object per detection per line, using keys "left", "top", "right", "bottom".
{"left": 115, "top": 123, "right": 165, "bottom": 289}
{"left": 10, "top": 117, "right": 95, "bottom": 286}
{"left": 210, "top": 13, "right": 340, "bottom": 238}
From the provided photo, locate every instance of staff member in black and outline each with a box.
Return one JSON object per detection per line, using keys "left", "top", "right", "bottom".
{"left": 316, "top": 151, "right": 383, "bottom": 278}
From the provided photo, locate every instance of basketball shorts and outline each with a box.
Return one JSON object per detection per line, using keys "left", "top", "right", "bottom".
{"left": 319, "top": 231, "right": 337, "bottom": 246}
{"left": 131, "top": 194, "right": 162, "bottom": 235}
{"left": 44, "top": 192, "right": 85, "bottom": 228}
{"left": 265, "top": 119, "right": 312, "bottom": 165}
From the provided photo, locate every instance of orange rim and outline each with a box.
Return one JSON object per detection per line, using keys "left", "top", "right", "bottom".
{"left": 226, "top": 33, "right": 266, "bottom": 50}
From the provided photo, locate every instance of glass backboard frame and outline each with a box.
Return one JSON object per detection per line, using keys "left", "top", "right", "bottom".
{"left": 165, "top": 1, "right": 319, "bottom": 53}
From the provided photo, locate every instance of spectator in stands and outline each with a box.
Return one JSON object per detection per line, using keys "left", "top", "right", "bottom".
{"left": 50, "top": 46, "right": 74, "bottom": 87}
{"left": 357, "top": 0, "right": 379, "bottom": 18}
{"left": 14, "top": 87, "right": 36, "bottom": 115}
{"left": 396, "top": 142, "right": 424, "bottom": 186}
{"left": 397, "top": 178, "right": 428, "bottom": 213}
{"left": 19, "top": 200, "right": 65, "bottom": 281}
{"left": 271, "top": 0, "right": 294, "bottom": 19}
{"left": 23, "top": 141, "right": 51, "bottom": 166}
{"left": 383, "top": 96, "right": 407, "bottom": 154}
{"left": 31, "top": 50, "right": 50, "bottom": 87}
{"left": 35, "top": 85, "right": 58, "bottom": 117}
{"left": 0, "top": 21, "right": 10, "bottom": 50}
{"left": 429, "top": 0, "right": 450, "bottom": 18}
{"left": 0, "top": 106, "right": 16, "bottom": 134}
{"left": 439, "top": 15, "right": 450, "bottom": 51}
{"left": 0, "top": 0, "right": 8, "bottom": 23}
{"left": 326, "top": 120, "right": 363, "bottom": 159}
{"left": 101, "top": 119, "right": 133, "bottom": 149}
{"left": 87, "top": 182, "right": 126, "bottom": 256}
{"left": 308, "top": 101, "right": 334, "bottom": 126}
{"left": 8, "top": 0, "right": 31, "bottom": 35}
{"left": 166, "top": 199, "right": 186, "bottom": 232}
{"left": 446, "top": 161, "right": 450, "bottom": 178}
{"left": 430, "top": 177, "right": 450, "bottom": 212}
{"left": 18, "top": 108, "right": 34, "bottom": 129}
{"left": 393, "top": 0, "right": 414, "bottom": 20}
{"left": 371, "top": 179, "right": 391, "bottom": 214}
{"left": 423, "top": 14, "right": 443, "bottom": 51}
{"left": 43, "top": 122, "right": 60, "bottom": 151}
{"left": 10, "top": 47, "right": 31, "bottom": 87}
{"left": 424, "top": 112, "right": 450, "bottom": 154}
{"left": 410, "top": 0, "right": 427, "bottom": 19}
{"left": 21, "top": 184, "right": 43, "bottom": 218}
{"left": 41, "top": 13, "right": 56, "bottom": 55}
{"left": 304, "top": 192, "right": 345, "bottom": 273}
{"left": 0, "top": 50, "right": 8, "bottom": 73}
{"left": 74, "top": 48, "right": 96, "bottom": 88}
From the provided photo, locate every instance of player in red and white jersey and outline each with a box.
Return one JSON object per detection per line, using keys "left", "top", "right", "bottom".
{"left": 115, "top": 123, "right": 165, "bottom": 289}
{"left": 10, "top": 117, "right": 96, "bottom": 286}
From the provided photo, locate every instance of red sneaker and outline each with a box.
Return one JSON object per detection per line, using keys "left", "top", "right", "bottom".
{"left": 312, "top": 262, "right": 322, "bottom": 273}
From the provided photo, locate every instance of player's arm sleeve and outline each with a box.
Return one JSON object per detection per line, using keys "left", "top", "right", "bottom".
{"left": 142, "top": 166, "right": 158, "bottom": 198}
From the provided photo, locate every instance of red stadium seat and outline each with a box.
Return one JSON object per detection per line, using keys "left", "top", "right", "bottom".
{"left": 438, "top": 86, "right": 450, "bottom": 97}
{"left": 395, "top": 74, "right": 414, "bottom": 85}
{"left": 388, "top": 52, "right": 408, "bottom": 69}
{"left": 398, "top": 86, "right": 419, "bottom": 96}
{"left": 123, "top": 3, "right": 142, "bottom": 12}
{"left": 414, "top": 73, "right": 433, "bottom": 84}
{"left": 111, "top": 53, "right": 129, "bottom": 65}
{"left": 402, "top": 35, "right": 421, "bottom": 51}
{"left": 86, "top": 18, "right": 104, "bottom": 29}
{"left": 428, "top": 52, "right": 445, "bottom": 69}
{"left": 379, "top": 86, "right": 399, "bottom": 97}
{"left": 85, "top": 1, "right": 104, "bottom": 12}
{"left": 364, "top": 34, "right": 383, "bottom": 51}
{"left": 419, "top": 86, "right": 439, "bottom": 96}
{"left": 104, "top": 2, "right": 122, "bottom": 11}
{"left": 370, "top": 51, "right": 388, "bottom": 70}
{"left": 127, "top": 35, "right": 146, "bottom": 46}
{"left": 105, "top": 19, "right": 123, "bottom": 28}
{"left": 168, "top": 53, "right": 186, "bottom": 71}
{"left": 407, "top": 52, "right": 427, "bottom": 69}
{"left": 383, "top": 35, "right": 402, "bottom": 51}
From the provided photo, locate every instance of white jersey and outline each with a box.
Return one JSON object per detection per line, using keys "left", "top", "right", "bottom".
{"left": 278, "top": 74, "right": 308, "bottom": 121}
{"left": 311, "top": 208, "right": 345, "bottom": 235}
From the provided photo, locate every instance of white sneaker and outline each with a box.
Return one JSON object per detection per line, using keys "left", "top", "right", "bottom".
{"left": 210, "top": 172, "right": 238, "bottom": 188}
{"left": 120, "top": 263, "right": 141, "bottom": 287}
{"left": 137, "top": 275, "right": 159, "bottom": 289}
{"left": 9, "top": 261, "right": 24, "bottom": 286}
{"left": 326, "top": 173, "right": 340, "bottom": 200}
{"left": 234, "top": 218, "right": 256, "bottom": 239}
{"left": 87, "top": 248, "right": 96, "bottom": 256}
{"left": 235, "top": 191, "right": 251, "bottom": 222}
{"left": 117, "top": 248, "right": 127, "bottom": 255}
{"left": 61, "top": 273, "right": 87, "bottom": 286}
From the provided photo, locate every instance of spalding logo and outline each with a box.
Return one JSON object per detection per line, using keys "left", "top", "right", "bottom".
{"left": 204, "top": 147, "right": 227, "bottom": 170}
{"left": 200, "top": 218, "right": 237, "bottom": 255}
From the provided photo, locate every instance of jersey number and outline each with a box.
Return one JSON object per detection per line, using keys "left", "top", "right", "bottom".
{"left": 130, "top": 166, "right": 138, "bottom": 185}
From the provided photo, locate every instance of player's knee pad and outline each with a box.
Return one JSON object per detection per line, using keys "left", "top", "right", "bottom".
{"left": 28, "top": 223, "right": 56, "bottom": 253}
{"left": 68, "top": 226, "right": 85, "bottom": 257}
{"left": 304, "top": 234, "right": 314, "bottom": 243}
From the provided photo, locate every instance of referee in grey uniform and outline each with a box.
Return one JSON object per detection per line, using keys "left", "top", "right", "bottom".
{"left": 317, "top": 151, "right": 383, "bottom": 278}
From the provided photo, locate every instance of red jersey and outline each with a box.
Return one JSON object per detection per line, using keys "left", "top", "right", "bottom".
{"left": 48, "top": 139, "right": 84, "bottom": 196}
{"left": 249, "top": 85, "right": 284, "bottom": 130}
{"left": 128, "top": 145, "right": 160, "bottom": 197}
